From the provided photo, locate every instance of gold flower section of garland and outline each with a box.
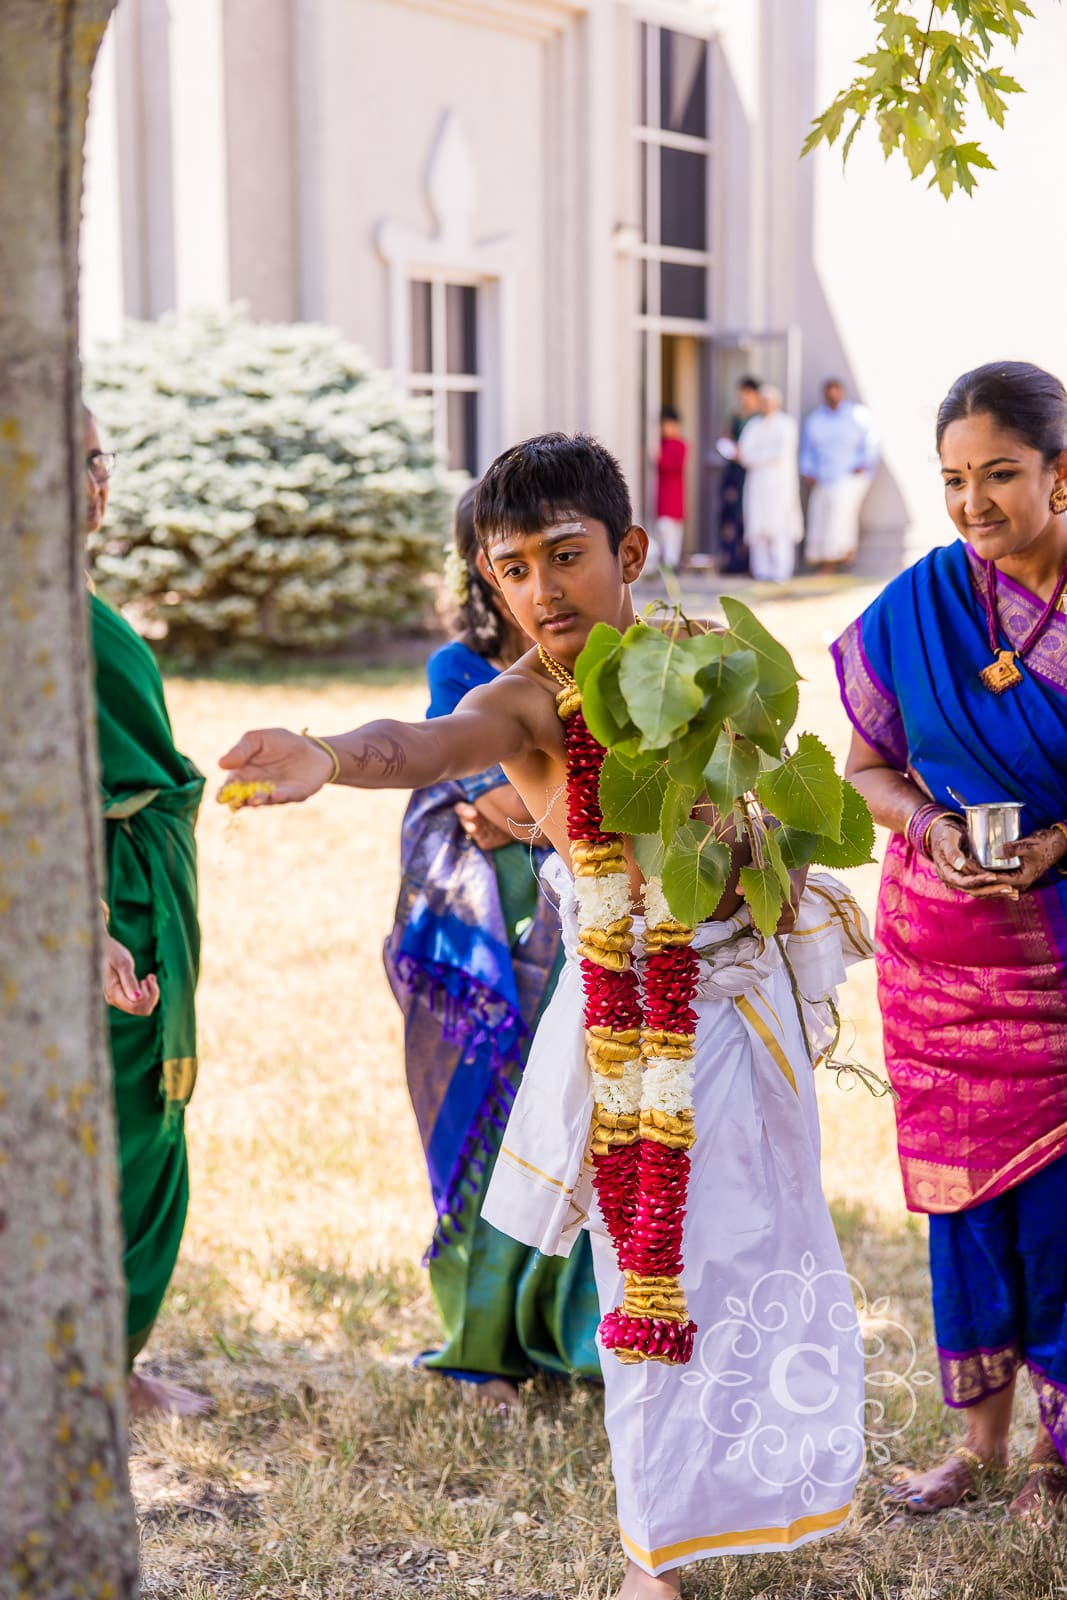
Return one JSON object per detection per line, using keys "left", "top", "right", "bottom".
{"left": 639, "top": 1105, "right": 696, "bottom": 1150}
{"left": 555, "top": 685, "right": 582, "bottom": 720}
{"left": 642, "top": 920, "right": 694, "bottom": 953}
{"left": 590, "top": 1104, "right": 640, "bottom": 1154}
{"left": 621, "top": 1272, "right": 691, "bottom": 1322}
{"left": 570, "top": 839, "right": 627, "bottom": 878}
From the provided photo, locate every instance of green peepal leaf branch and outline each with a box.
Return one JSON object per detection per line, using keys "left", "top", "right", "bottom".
{"left": 574, "top": 603, "right": 875, "bottom": 940}
{"left": 804, "top": 0, "right": 1049, "bottom": 198}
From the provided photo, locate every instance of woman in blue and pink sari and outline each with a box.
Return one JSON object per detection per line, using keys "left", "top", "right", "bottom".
{"left": 833, "top": 361, "right": 1067, "bottom": 1518}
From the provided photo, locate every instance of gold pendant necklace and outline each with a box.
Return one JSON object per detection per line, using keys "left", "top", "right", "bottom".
{"left": 979, "top": 649, "right": 1024, "bottom": 694}
{"left": 979, "top": 558, "right": 1067, "bottom": 693}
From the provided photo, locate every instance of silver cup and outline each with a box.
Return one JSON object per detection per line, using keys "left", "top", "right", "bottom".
{"left": 965, "top": 802, "right": 1023, "bottom": 870}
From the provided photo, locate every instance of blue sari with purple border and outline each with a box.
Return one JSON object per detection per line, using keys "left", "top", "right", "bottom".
{"left": 384, "top": 641, "right": 601, "bottom": 1380}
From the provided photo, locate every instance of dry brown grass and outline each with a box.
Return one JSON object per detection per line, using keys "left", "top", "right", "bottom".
{"left": 133, "top": 586, "right": 1061, "bottom": 1599}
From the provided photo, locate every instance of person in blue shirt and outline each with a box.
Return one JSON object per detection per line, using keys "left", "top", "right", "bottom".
{"left": 383, "top": 485, "right": 601, "bottom": 1409}
{"left": 800, "top": 378, "right": 880, "bottom": 572}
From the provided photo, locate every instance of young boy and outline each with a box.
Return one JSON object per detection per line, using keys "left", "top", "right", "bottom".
{"left": 221, "top": 434, "right": 869, "bottom": 1599}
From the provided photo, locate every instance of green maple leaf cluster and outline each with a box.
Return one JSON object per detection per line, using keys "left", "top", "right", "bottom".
{"left": 803, "top": 0, "right": 1043, "bottom": 198}
{"left": 574, "top": 602, "right": 875, "bottom": 937}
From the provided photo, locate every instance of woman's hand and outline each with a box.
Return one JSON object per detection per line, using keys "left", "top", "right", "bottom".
{"left": 928, "top": 816, "right": 1022, "bottom": 899}
{"left": 218, "top": 728, "right": 334, "bottom": 805}
{"left": 454, "top": 801, "right": 514, "bottom": 852}
{"left": 991, "top": 825, "right": 1067, "bottom": 893}
{"left": 102, "top": 934, "right": 160, "bottom": 1016}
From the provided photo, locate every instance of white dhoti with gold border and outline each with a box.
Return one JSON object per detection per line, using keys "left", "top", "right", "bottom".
{"left": 482, "top": 856, "right": 873, "bottom": 1577}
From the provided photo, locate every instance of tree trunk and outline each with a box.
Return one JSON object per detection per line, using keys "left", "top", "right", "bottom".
{"left": 0, "top": 2, "right": 138, "bottom": 1595}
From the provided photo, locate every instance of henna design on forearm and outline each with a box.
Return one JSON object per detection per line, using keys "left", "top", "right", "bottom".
{"left": 348, "top": 735, "right": 407, "bottom": 780}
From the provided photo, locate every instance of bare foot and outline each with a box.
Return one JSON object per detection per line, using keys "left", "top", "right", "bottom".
{"left": 468, "top": 1377, "right": 521, "bottom": 1415}
{"left": 613, "top": 1558, "right": 681, "bottom": 1599}
{"left": 887, "top": 1444, "right": 1003, "bottom": 1514}
{"left": 127, "top": 1370, "right": 214, "bottom": 1418}
{"left": 1009, "top": 1457, "right": 1067, "bottom": 1525}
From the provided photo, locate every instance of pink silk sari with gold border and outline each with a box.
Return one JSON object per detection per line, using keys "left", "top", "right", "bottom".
{"left": 834, "top": 541, "right": 1067, "bottom": 1214}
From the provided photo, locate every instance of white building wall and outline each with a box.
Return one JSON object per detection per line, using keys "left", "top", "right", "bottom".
{"left": 806, "top": 0, "right": 1067, "bottom": 563}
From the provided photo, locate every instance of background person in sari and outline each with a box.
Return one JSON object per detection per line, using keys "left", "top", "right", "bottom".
{"left": 86, "top": 411, "right": 208, "bottom": 1418}
{"left": 832, "top": 362, "right": 1067, "bottom": 1518}
{"left": 384, "top": 487, "right": 601, "bottom": 1408}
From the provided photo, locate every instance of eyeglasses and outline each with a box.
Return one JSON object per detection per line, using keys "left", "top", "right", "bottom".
{"left": 86, "top": 450, "right": 116, "bottom": 484}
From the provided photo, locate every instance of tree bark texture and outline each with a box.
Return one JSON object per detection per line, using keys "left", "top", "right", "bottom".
{"left": 0, "top": 3, "right": 138, "bottom": 1597}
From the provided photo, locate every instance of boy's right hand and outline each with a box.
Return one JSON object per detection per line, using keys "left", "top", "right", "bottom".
{"left": 218, "top": 728, "right": 335, "bottom": 805}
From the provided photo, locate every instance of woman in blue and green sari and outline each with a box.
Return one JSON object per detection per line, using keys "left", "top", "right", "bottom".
{"left": 385, "top": 487, "right": 600, "bottom": 1405}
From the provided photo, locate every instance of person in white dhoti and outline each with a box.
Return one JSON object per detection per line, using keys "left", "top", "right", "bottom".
{"left": 220, "top": 433, "right": 871, "bottom": 1600}
{"left": 719, "top": 387, "right": 804, "bottom": 583}
{"left": 485, "top": 860, "right": 870, "bottom": 1593}
{"left": 800, "top": 379, "right": 880, "bottom": 571}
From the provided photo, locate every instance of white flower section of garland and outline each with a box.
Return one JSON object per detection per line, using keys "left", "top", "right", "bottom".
{"left": 641, "top": 1057, "right": 696, "bottom": 1115}
{"left": 596, "top": 1060, "right": 643, "bottom": 1115}
{"left": 642, "top": 875, "right": 673, "bottom": 930}
{"left": 574, "top": 870, "right": 634, "bottom": 928}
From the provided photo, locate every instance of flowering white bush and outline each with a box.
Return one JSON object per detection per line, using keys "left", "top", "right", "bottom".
{"left": 86, "top": 307, "right": 453, "bottom": 652}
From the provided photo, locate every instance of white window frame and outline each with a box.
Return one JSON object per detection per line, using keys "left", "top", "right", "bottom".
{"left": 378, "top": 113, "right": 516, "bottom": 476}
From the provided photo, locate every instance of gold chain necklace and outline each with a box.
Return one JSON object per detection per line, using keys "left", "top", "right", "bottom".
{"left": 537, "top": 643, "right": 577, "bottom": 692}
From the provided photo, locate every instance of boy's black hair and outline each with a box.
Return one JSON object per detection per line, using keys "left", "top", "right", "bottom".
{"left": 661, "top": 406, "right": 680, "bottom": 423}
{"left": 738, "top": 374, "right": 761, "bottom": 393}
{"left": 475, "top": 432, "right": 633, "bottom": 556}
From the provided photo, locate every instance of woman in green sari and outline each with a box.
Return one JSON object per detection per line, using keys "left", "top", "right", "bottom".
{"left": 86, "top": 411, "right": 207, "bottom": 1417}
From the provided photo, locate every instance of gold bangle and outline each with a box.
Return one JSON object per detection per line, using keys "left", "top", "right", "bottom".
{"left": 100, "top": 898, "right": 110, "bottom": 927}
{"left": 301, "top": 729, "right": 341, "bottom": 785}
{"left": 922, "top": 811, "right": 960, "bottom": 857}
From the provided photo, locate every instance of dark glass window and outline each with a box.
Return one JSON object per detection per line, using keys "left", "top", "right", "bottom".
{"left": 661, "top": 264, "right": 706, "bottom": 321}
{"left": 445, "top": 285, "right": 477, "bottom": 375}
{"left": 660, "top": 31, "right": 707, "bottom": 138}
{"left": 447, "top": 390, "right": 479, "bottom": 476}
{"left": 660, "top": 148, "right": 706, "bottom": 252}
{"left": 410, "top": 281, "right": 432, "bottom": 373}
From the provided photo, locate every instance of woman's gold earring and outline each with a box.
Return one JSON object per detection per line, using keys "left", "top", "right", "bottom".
{"left": 1051, "top": 483, "right": 1067, "bottom": 515}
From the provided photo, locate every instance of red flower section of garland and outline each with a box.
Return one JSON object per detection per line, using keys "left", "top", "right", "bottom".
{"left": 621, "top": 1142, "right": 691, "bottom": 1275}
{"left": 592, "top": 1144, "right": 640, "bottom": 1254}
{"left": 642, "top": 942, "right": 700, "bottom": 1035}
{"left": 561, "top": 699, "right": 699, "bottom": 1364}
{"left": 564, "top": 710, "right": 613, "bottom": 845}
{"left": 581, "top": 958, "right": 642, "bottom": 1031}
{"left": 600, "top": 1307, "right": 697, "bottom": 1364}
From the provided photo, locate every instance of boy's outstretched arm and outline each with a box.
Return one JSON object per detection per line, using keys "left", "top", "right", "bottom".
{"left": 219, "top": 679, "right": 533, "bottom": 806}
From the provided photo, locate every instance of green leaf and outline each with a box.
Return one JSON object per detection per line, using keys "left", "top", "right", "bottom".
{"left": 775, "top": 780, "right": 876, "bottom": 870}
{"left": 633, "top": 832, "right": 666, "bottom": 881}
{"left": 731, "top": 682, "right": 800, "bottom": 758}
{"left": 756, "top": 732, "right": 844, "bottom": 840}
{"left": 574, "top": 622, "right": 623, "bottom": 689}
{"left": 702, "top": 729, "right": 760, "bottom": 812}
{"left": 660, "top": 779, "right": 698, "bottom": 843}
{"left": 617, "top": 627, "right": 704, "bottom": 748}
{"left": 720, "top": 597, "right": 800, "bottom": 693}
{"left": 579, "top": 653, "right": 630, "bottom": 748}
{"left": 760, "top": 822, "right": 794, "bottom": 895}
{"left": 694, "top": 648, "right": 759, "bottom": 724}
{"left": 739, "top": 862, "right": 787, "bottom": 940}
{"left": 599, "top": 752, "right": 669, "bottom": 835}
{"left": 661, "top": 823, "right": 731, "bottom": 927}
{"left": 666, "top": 720, "right": 722, "bottom": 789}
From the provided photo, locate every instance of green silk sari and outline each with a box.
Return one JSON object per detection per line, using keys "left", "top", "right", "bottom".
{"left": 92, "top": 593, "right": 203, "bottom": 1361}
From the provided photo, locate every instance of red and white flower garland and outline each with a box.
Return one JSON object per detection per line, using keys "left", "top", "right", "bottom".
{"left": 542, "top": 651, "right": 699, "bottom": 1366}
